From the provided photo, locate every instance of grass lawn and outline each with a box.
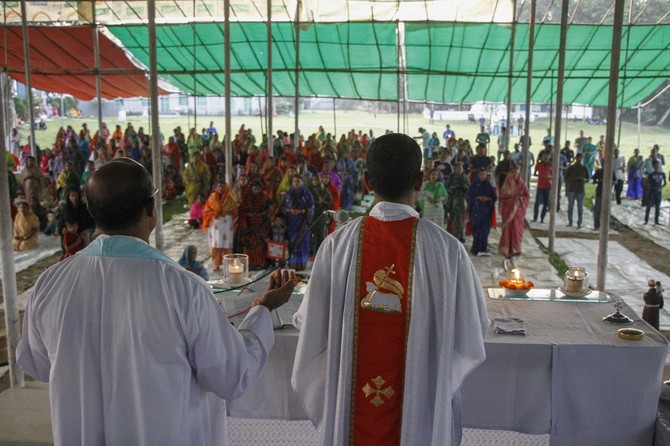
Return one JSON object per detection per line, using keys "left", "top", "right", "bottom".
{"left": 18, "top": 111, "right": 670, "bottom": 163}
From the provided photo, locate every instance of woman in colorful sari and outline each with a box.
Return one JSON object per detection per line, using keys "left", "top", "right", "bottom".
{"left": 418, "top": 168, "right": 447, "bottom": 228}
{"left": 626, "top": 148, "right": 644, "bottom": 200}
{"left": 308, "top": 174, "right": 333, "bottom": 256}
{"left": 183, "top": 151, "right": 211, "bottom": 206}
{"left": 282, "top": 174, "right": 315, "bottom": 271}
{"left": 261, "top": 156, "right": 282, "bottom": 203}
{"left": 275, "top": 165, "right": 298, "bottom": 207}
{"left": 13, "top": 195, "right": 40, "bottom": 251}
{"left": 445, "top": 163, "right": 469, "bottom": 242}
{"left": 335, "top": 148, "right": 358, "bottom": 210}
{"left": 178, "top": 245, "right": 209, "bottom": 280}
{"left": 21, "top": 156, "right": 43, "bottom": 205}
{"left": 467, "top": 169, "right": 497, "bottom": 256}
{"left": 498, "top": 164, "right": 530, "bottom": 258}
{"left": 202, "top": 180, "right": 237, "bottom": 272}
{"left": 321, "top": 171, "right": 340, "bottom": 234}
{"left": 239, "top": 180, "right": 273, "bottom": 270}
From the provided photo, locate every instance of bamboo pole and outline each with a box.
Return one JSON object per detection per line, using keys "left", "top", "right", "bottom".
{"left": 224, "top": 0, "right": 232, "bottom": 184}
{"left": 548, "top": 0, "right": 569, "bottom": 253}
{"left": 0, "top": 75, "right": 24, "bottom": 388}
{"left": 266, "top": 0, "right": 273, "bottom": 152}
{"left": 92, "top": 2, "right": 103, "bottom": 144}
{"left": 596, "top": 0, "right": 626, "bottom": 291}
{"left": 293, "top": 1, "right": 301, "bottom": 152}
{"left": 20, "top": 1, "right": 36, "bottom": 158}
{"left": 505, "top": 0, "right": 517, "bottom": 149}
{"left": 521, "top": 0, "right": 536, "bottom": 185}
{"left": 148, "top": 0, "right": 163, "bottom": 251}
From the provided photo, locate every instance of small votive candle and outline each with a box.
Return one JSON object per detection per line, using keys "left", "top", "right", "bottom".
{"left": 228, "top": 259, "right": 244, "bottom": 284}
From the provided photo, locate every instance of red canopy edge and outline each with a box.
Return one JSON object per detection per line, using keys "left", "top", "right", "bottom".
{"left": 1, "top": 25, "right": 167, "bottom": 99}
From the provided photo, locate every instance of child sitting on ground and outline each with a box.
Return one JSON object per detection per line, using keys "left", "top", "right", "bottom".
{"left": 60, "top": 219, "right": 85, "bottom": 260}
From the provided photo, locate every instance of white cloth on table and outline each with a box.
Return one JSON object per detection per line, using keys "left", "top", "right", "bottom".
{"left": 17, "top": 235, "right": 273, "bottom": 446}
{"left": 291, "top": 201, "right": 489, "bottom": 445}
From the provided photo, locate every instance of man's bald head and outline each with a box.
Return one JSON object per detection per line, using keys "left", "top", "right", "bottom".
{"left": 85, "top": 158, "right": 155, "bottom": 232}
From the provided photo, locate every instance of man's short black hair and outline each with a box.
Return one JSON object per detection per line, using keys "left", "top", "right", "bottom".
{"left": 85, "top": 158, "right": 155, "bottom": 231}
{"left": 366, "top": 133, "right": 422, "bottom": 201}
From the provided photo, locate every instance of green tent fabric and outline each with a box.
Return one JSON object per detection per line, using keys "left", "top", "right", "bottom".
{"left": 110, "top": 22, "right": 399, "bottom": 100}
{"left": 108, "top": 21, "right": 670, "bottom": 107}
{"left": 405, "top": 23, "right": 670, "bottom": 107}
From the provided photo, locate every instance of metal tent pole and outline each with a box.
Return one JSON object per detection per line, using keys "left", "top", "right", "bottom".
{"left": 548, "top": 0, "right": 569, "bottom": 253}
{"left": 20, "top": 1, "right": 36, "bottom": 158}
{"left": 266, "top": 0, "right": 273, "bottom": 152}
{"left": 293, "top": 1, "right": 301, "bottom": 152}
{"left": 148, "top": 0, "right": 163, "bottom": 251}
{"left": 224, "top": 0, "right": 232, "bottom": 184}
{"left": 596, "top": 0, "right": 626, "bottom": 291}
{"left": 0, "top": 76, "right": 24, "bottom": 389}
{"left": 521, "top": 0, "right": 536, "bottom": 185}
{"left": 92, "top": 2, "right": 103, "bottom": 144}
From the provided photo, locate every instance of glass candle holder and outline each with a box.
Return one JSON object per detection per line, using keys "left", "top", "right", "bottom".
{"left": 564, "top": 267, "right": 589, "bottom": 293}
{"left": 223, "top": 254, "right": 248, "bottom": 285}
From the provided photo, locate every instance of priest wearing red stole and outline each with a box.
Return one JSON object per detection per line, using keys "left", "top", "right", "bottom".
{"left": 292, "top": 133, "right": 489, "bottom": 445}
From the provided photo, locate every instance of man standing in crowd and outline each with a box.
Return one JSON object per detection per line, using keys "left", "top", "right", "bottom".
{"left": 497, "top": 126, "right": 509, "bottom": 162}
{"left": 532, "top": 151, "right": 552, "bottom": 223}
{"left": 564, "top": 153, "right": 590, "bottom": 228}
{"left": 613, "top": 148, "right": 626, "bottom": 205}
{"left": 416, "top": 127, "right": 431, "bottom": 159}
{"left": 645, "top": 160, "right": 666, "bottom": 225}
{"left": 642, "top": 147, "right": 663, "bottom": 207}
{"left": 292, "top": 133, "right": 488, "bottom": 445}
{"left": 443, "top": 124, "right": 455, "bottom": 146}
{"left": 574, "top": 130, "right": 588, "bottom": 154}
{"left": 18, "top": 159, "right": 296, "bottom": 445}
{"left": 476, "top": 125, "right": 490, "bottom": 150}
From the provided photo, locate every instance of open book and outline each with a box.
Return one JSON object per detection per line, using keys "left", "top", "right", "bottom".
{"left": 215, "top": 277, "right": 305, "bottom": 329}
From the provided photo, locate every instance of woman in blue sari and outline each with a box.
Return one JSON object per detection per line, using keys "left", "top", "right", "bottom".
{"left": 282, "top": 174, "right": 315, "bottom": 271}
{"left": 626, "top": 148, "right": 643, "bottom": 200}
{"left": 467, "top": 169, "right": 497, "bottom": 256}
{"left": 178, "top": 245, "right": 209, "bottom": 280}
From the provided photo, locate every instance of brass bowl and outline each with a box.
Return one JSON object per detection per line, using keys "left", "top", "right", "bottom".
{"left": 618, "top": 328, "right": 645, "bottom": 341}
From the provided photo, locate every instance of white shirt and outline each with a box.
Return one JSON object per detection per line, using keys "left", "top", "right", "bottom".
{"left": 18, "top": 235, "right": 273, "bottom": 446}
{"left": 292, "top": 202, "right": 489, "bottom": 445}
{"left": 614, "top": 156, "right": 626, "bottom": 181}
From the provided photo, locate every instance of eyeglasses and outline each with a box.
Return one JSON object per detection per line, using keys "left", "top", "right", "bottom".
{"left": 146, "top": 187, "right": 159, "bottom": 204}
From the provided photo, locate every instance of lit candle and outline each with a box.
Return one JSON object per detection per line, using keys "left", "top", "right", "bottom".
{"left": 228, "top": 258, "right": 244, "bottom": 284}
{"left": 511, "top": 268, "right": 522, "bottom": 284}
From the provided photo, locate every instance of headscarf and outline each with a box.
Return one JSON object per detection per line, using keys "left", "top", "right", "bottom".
{"left": 178, "top": 245, "right": 209, "bottom": 280}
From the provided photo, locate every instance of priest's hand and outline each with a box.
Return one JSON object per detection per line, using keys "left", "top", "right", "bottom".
{"left": 252, "top": 269, "right": 299, "bottom": 311}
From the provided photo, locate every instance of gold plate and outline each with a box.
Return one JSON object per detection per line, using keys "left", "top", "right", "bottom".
{"left": 618, "top": 328, "right": 645, "bottom": 341}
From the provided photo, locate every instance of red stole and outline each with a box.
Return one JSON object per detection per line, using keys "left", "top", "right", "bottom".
{"left": 350, "top": 216, "right": 418, "bottom": 445}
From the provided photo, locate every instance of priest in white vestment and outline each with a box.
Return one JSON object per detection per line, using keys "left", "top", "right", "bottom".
{"left": 292, "top": 133, "right": 489, "bottom": 445}
{"left": 17, "top": 159, "right": 295, "bottom": 446}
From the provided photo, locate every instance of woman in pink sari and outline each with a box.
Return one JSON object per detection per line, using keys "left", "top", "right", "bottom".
{"left": 498, "top": 164, "right": 529, "bottom": 258}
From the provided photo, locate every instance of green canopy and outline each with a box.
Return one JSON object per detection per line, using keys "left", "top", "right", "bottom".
{"left": 108, "top": 21, "right": 670, "bottom": 107}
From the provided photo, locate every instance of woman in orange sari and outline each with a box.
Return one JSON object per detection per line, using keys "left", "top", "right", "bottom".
{"left": 202, "top": 180, "right": 238, "bottom": 272}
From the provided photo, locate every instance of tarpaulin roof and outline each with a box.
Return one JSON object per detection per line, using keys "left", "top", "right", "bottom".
{"left": 0, "top": 25, "right": 165, "bottom": 100}
{"left": 108, "top": 21, "right": 670, "bottom": 107}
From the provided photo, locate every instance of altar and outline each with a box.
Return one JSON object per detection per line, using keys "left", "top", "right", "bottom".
{"left": 218, "top": 284, "right": 668, "bottom": 445}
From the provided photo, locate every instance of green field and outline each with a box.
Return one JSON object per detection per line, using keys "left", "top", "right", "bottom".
{"left": 17, "top": 110, "right": 670, "bottom": 162}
